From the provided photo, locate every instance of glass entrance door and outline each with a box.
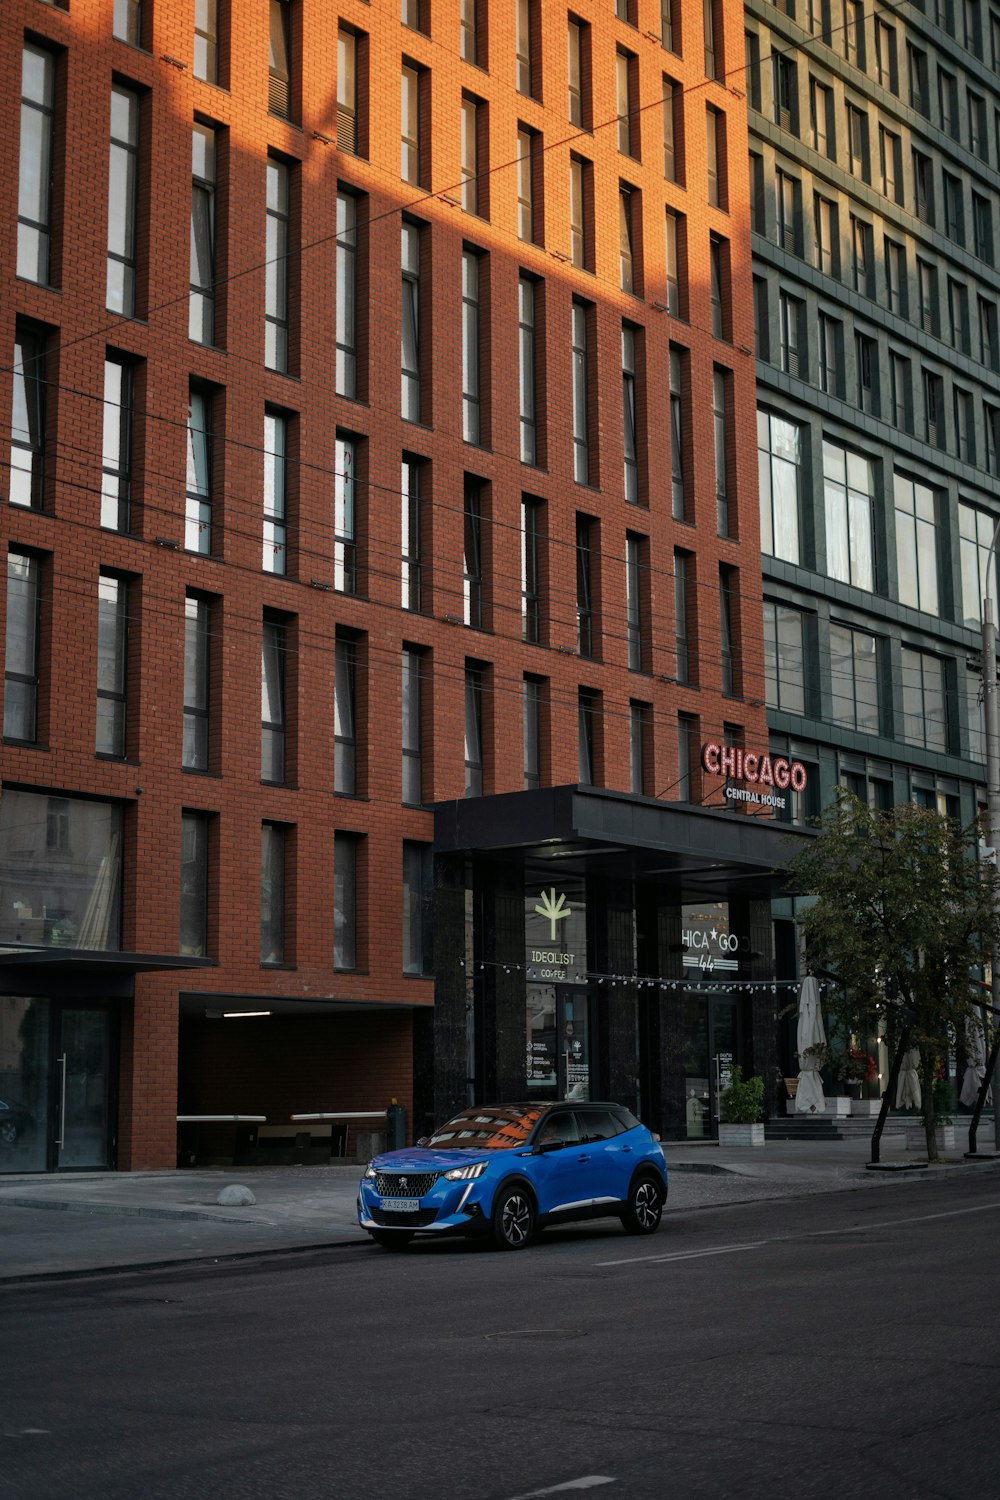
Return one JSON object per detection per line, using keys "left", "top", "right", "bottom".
{"left": 682, "top": 993, "right": 742, "bottom": 1139}
{"left": 0, "top": 997, "right": 114, "bottom": 1172}
{"left": 56, "top": 1008, "right": 113, "bottom": 1170}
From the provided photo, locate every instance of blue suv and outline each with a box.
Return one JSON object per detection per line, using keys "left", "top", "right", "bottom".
{"left": 358, "top": 1102, "right": 667, "bottom": 1251}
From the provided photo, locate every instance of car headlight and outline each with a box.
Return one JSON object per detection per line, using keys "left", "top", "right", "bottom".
{"left": 444, "top": 1160, "right": 488, "bottom": 1181}
{"left": 363, "top": 1161, "right": 377, "bottom": 1179}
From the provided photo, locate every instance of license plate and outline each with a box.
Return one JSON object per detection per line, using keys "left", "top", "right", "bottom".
{"left": 380, "top": 1197, "right": 420, "bottom": 1212}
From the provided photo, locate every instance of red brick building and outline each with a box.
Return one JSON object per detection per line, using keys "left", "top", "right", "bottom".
{"left": 0, "top": 0, "right": 791, "bottom": 1173}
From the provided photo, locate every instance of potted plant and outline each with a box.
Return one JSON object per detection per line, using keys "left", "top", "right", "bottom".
{"left": 835, "top": 1045, "right": 877, "bottom": 1098}
{"left": 718, "top": 1065, "right": 765, "bottom": 1147}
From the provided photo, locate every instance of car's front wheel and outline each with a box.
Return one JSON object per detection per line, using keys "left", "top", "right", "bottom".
{"left": 620, "top": 1175, "right": 664, "bottom": 1236}
{"left": 491, "top": 1184, "right": 535, "bottom": 1250}
{"left": 368, "top": 1230, "right": 414, "bottom": 1251}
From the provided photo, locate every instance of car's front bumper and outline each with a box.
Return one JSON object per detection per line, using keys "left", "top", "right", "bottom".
{"left": 357, "top": 1177, "right": 491, "bottom": 1236}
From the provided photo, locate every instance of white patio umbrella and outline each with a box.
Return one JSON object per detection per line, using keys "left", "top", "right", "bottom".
{"left": 795, "top": 974, "right": 827, "bottom": 1115}
{"left": 896, "top": 1048, "right": 922, "bottom": 1109}
{"left": 959, "top": 1017, "right": 991, "bottom": 1109}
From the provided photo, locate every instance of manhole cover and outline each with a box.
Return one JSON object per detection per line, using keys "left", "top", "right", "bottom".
{"left": 484, "top": 1328, "right": 586, "bottom": 1341}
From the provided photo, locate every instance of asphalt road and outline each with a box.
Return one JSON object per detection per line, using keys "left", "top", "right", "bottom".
{"left": 3, "top": 1174, "right": 999, "bottom": 1500}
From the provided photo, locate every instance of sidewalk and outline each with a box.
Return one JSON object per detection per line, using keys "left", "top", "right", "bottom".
{"left": 1, "top": 1135, "right": 997, "bottom": 1283}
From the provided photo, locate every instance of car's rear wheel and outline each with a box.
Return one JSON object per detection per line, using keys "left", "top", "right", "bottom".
{"left": 620, "top": 1175, "right": 664, "bottom": 1236}
{"left": 369, "top": 1230, "right": 414, "bottom": 1251}
{"left": 491, "top": 1184, "right": 535, "bottom": 1250}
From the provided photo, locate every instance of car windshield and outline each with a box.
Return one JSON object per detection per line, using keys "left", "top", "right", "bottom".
{"left": 425, "top": 1105, "right": 545, "bottom": 1151}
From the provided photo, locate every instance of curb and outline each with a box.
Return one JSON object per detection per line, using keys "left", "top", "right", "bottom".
{"left": 0, "top": 1235, "right": 366, "bottom": 1288}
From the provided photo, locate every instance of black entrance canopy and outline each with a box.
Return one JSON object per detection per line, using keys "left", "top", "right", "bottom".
{"left": 433, "top": 784, "right": 813, "bottom": 900}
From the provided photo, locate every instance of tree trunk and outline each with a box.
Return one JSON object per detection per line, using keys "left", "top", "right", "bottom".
{"left": 919, "top": 1041, "right": 939, "bottom": 1162}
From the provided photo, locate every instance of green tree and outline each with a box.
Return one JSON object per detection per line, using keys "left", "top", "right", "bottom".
{"left": 787, "top": 791, "right": 1000, "bottom": 1161}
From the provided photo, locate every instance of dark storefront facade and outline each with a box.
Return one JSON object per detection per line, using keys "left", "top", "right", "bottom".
{"left": 418, "top": 786, "right": 809, "bottom": 1143}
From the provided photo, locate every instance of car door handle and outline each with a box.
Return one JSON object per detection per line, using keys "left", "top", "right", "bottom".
{"left": 621, "top": 1145, "right": 632, "bottom": 1153}
{"left": 577, "top": 1153, "right": 590, "bottom": 1161}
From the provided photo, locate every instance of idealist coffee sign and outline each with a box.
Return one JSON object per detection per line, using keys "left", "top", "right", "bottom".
{"left": 700, "top": 742, "right": 807, "bottom": 812}
{"left": 524, "top": 878, "right": 587, "bottom": 983}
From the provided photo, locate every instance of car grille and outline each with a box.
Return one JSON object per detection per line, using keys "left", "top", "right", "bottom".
{"left": 371, "top": 1207, "right": 438, "bottom": 1227}
{"left": 374, "top": 1170, "right": 440, "bottom": 1197}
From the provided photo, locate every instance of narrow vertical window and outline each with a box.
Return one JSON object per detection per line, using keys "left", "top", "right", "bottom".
{"left": 401, "top": 220, "right": 420, "bottom": 421}
{"left": 18, "top": 46, "right": 55, "bottom": 285}
{"left": 674, "top": 551, "right": 689, "bottom": 683}
{"left": 704, "top": 0, "right": 719, "bottom": 79}
{"left": 265, "top": 156, "right": 290, "bottom": 373}
{"left": 261, "top": 615, "right": 286, "bottom": 783}
{"left": 517, "top": 129, "right": 533, "bottom": 242}
{"left": 402, "top": 843, "right": 432, "bottom": 975}
{"left": 337, "top": 28, "right": 357, "bottom": 153}
{"left": 568, "top": 18, "right": 583, "bottom": 126}
{"left": 758, "top": 409, "right": 801, "bottom": 564}
{"left": 101, "top": 355, "right": 133, "bottom": 533}
{"left": 185, "top": 387, "right": 212, "bottom": 554}
{"left": 96, "top": 575, "right": 128, "bottom": 758}
{"left": 190, "top": 123, "right": 216, "bottom": 346}
{"left": 334, "top": 633, "right": 357, "bottom": 795}
{"left": 462, "top": 251, "right": 480, "bottom": 444}
{"left": 576, "top": 515, "right": 594, "bottom": 657}
{"left": 569, "top": 156, "right": 585, "bottom": 267}
{"left": 521, "top": 497, "right": 540, "bottom": 643}
{"left": 336, "top": 192, "right": 357, "bottom": 398}
{"left": 719, "top": 567, "right": 735, "bottom": 697}
{"left": 461, "top": 0, "right": 478, "bottom": 64}
{"left": 260, "top": 823, "right": 286, "bottom": 964}
{"left": 401, "top": 456, "right": 422, "bottom": 610}
{"left": 180, "top": 812, "right": 209, "bottom": 958}
{"left": 616, "top": 51, "right": 634, "bottom": 156}
{"left": 714, "top": 368, "right": 730, "bottom": 536}
{"left": 619, "top": 188, "right": 634, "bottom": 294}
{"left": 183, "top": 595, "right": 210, "bottom": 770}
{"left": 669, "top": 346, "right": 685, "bottom": 520}
{"left": 114, "top": 0, "right": 143, "bottom": 45}
{"left": 107, "top": 86, "right": 139, "bottom": 316}
{"left": 706, "top": 106, "right": 721, "bottom": 207}
{"left": 334, "top": 435, "right": 356, "bottom": 593}
{"left": 269, "top": 0, "right": 291, "bottom": 118}
{"left": 626, "top": 533, "right": 646, "bottom": 671}
{"left": 578, "top": 689, "right": 599, "bottom": 784}
{"left": 571, "top": 300, "right": 590, "bottom": 485}
{"left": 263, "top": 409, "right": 287, "bottom": 574}
{"left": 622, "top": 324, "right": 638, "bottom": 504}
{"left": 709, "top": 234, "right": 725, "bottom": 338}
{"left": 461, "top": 96, "right": 479, "bottom": 215}
{"left": 664, "top": 209, "right": 680, "bottom": 315}
{"left": 401, "top": 65, "right": 420, "bottom": 185}
{"left": 334, "top": 833, "right": 358, "bottom": 970}
{"left": 517, "top": 0, "right": 533, "bottom": 95}
{"left": 662, "top": 77, "right": 678, "bottom": 181}
{"left": 662, "top": 0, "right": 678, "bottom": 53}
{"left": 402, "top": 647, "right": 423, "bottom": 803}
{"left": 630, "top": 702, "right": 650, "bottom": 795}
{"left": 519, "top": 277, "right": 537, "bottom": 465}
{"left": 464, "top": 665, "right": 484, "bottom": 796}
{"left": 194, "top": 0, "right": 219, "bottom": 84}
{"left": 524, "top": 676, "right": 541, "bottom": 789}
{"left": 4, "top": 553, "right": 39, "bottom": 743}
{"left": 463, "top": 479, "right": 483, "bottom": 628}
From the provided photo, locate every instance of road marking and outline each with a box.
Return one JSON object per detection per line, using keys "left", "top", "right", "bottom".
{"left": 505, "top": 1479, "right": 615, "bottom": 1498}
{"left": 596, "top": 1200, "right": 1000, "bottom": 1269}
{"left": 595, "top": 1241, "right": 764, "bottom": 1268}
{"left": 803, "top": 1200, "right": 1000, "bottom": 1236}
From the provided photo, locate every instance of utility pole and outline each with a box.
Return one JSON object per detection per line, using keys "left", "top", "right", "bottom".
{"left": 982, "top": 578, "right": 1000, "bottom": 1148}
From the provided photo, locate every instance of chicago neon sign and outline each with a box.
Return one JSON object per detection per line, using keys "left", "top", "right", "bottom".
{"left": 701, "top": 742, "right": 808, "bottom": 793}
